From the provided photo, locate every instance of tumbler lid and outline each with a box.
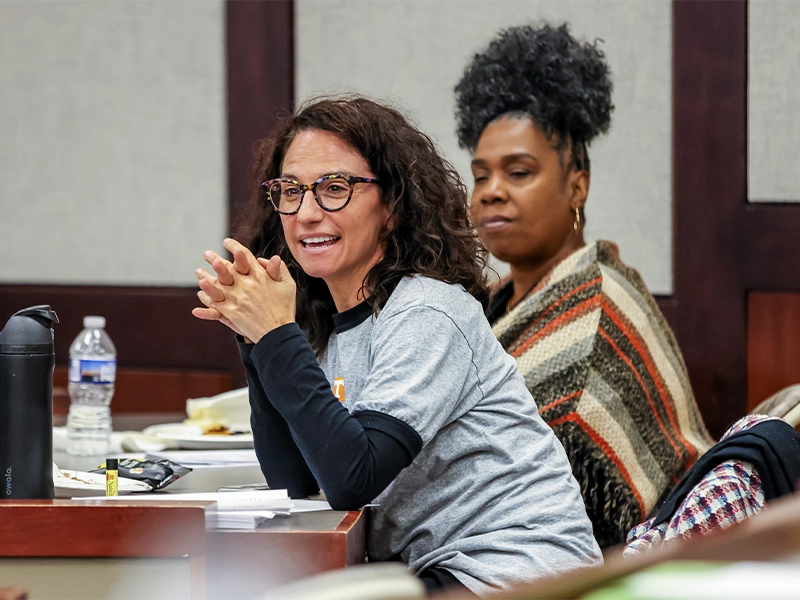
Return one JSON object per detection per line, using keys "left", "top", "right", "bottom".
{"left": 0, "top": 305, "right": 59, "bottom": 355}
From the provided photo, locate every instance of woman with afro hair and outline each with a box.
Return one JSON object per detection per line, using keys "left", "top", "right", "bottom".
{"left": 455, "top": 23, "right": 713, "bottom": 548}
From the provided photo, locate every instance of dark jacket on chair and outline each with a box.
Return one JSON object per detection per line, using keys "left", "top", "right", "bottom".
{"left": 652, "top": 419, "right": 800, "bottom": 528}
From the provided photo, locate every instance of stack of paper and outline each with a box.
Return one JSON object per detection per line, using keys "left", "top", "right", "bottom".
{"left": 86, "top": 489, "right": 296, "bottom": 529}
{"left": 125, "top": 489, "right": 293, "bottom": 509}
{"left": 216, "top": 509, "right": 283, "bottom": 529}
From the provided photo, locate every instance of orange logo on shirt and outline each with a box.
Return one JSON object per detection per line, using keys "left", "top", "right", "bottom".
{"left": 333, "top": 377, "right": 345, "bottom": 402}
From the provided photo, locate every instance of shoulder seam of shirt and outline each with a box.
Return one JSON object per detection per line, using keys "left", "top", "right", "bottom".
{"left": 371, "top": 302, "right": 487, "bottom": 406}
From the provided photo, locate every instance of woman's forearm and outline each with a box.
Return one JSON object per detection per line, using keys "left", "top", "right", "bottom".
{"left": 239, "top": 342, "right": 320, "bottom": 498}
{"left": 248, "top": 323, "right": 421, "bottom": 510}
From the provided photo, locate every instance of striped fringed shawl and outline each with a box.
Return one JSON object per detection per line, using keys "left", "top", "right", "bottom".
{"left": 491, "top": 241, "right": 714, "bottom": 548}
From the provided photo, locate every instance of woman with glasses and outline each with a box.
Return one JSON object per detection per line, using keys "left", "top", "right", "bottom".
{"left": 193, "top": 97, "right": 600, "bottom": 595}
{"left": 454, "top": 24, "right": 714, "bottom": 548}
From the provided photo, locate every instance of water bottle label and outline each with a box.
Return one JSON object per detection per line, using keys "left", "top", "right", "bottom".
{"left": 68, "top": 358, "right": 116, "bottom": 384}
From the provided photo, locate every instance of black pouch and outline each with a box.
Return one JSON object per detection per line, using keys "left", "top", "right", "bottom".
{"left": 91, "top": 458, "right": 192, "bottom": 490}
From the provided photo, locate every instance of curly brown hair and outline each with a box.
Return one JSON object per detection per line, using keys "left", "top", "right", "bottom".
{"left": 236, "top": 97, "right": 490, "bottom": 356}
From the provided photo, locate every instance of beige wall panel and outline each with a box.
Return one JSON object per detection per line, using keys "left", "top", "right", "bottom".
{"left": 297, "top": 0, "right": 673, "bottom": 294}
{"left": 748, "top": 0, "right": 800, "bottom": 202}
{"left": 0, "top": 0, "right": 226, "bottom": 286}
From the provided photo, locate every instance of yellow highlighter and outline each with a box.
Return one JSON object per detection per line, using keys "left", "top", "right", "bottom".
{"left": 105, "top": 458, "right": 119, "bottom": 496}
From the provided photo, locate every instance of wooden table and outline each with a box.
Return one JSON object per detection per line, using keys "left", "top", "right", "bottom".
{"left": 0, "top": 499, "right": 212, "bottom": 600}
{"left": 207, "top": 509, "right": 366, "bottom": 598}
{"left": 0, "top": 415, "right": 366, "bottom": 600}
{"left": 0, "top": 499, "right": 365, "bottom": 600}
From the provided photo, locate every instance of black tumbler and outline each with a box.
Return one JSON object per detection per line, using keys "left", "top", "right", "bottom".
{"left": 0, "top": 305, "right": 59, "bottom": 499}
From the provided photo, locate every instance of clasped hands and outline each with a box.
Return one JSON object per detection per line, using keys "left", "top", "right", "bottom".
{"left": 192, "top": 238, "right": 296, "bottom": 344}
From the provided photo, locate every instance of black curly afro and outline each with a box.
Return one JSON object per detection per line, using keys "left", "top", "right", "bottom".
{"left": 454, "top": 23, "right": 614, "bottom": 172}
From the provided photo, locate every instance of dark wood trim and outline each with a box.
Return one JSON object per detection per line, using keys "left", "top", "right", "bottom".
{"left": 747, "top": 292, "right": 800, "bottom": 410}
{"left": 740, "top": 204, "right": 800, "bottom": 290}
{"left": 0, "top": 284, "right": 246, "bottom": 388}
{"left": 654, "top": 296, "right": 678, "bottom": 334}
{"left": 226, "top": 0, "right": 294, "bottom": 235}
{"left": 52, "top": 366, "right": 231, "bottom": 414}
{"left": 0, "top": 501, "right": 209, "bottom": 557}
{"left": 672, "top": 0, "right": 748, "bottom": 438}
{"left": 670, "top": 1, "right": 800, "bottom": 437}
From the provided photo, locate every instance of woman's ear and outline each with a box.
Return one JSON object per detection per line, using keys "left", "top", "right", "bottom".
{"left": 382, "top": 197, "right": 397, "bottom": 232}
{"left": 570, "top": 169, "right": 590, "bottom": 211}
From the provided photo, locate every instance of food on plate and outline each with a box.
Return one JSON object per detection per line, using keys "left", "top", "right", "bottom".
{"left": 183, "top": 404, "right": 230, "bottom": 435}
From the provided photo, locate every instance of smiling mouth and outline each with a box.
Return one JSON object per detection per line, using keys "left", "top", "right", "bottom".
{"left": 301, "top": 236, "right": 340, "bottom": 248}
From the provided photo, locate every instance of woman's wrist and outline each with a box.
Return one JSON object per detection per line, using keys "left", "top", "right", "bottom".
{"left": 243, "top": 318, "right": 296, "bottom": 346}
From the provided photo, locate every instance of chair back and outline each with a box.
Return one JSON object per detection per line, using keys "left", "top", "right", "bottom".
{"left": 750, "top": 384, "right": 800, "bottom": 426}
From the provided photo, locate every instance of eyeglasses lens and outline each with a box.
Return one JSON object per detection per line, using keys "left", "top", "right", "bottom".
{"left": 268, "top": 181, "right": 289, "bottom": 212}
{"left": 316, "top": 178, "right": 351, "bottom": 210}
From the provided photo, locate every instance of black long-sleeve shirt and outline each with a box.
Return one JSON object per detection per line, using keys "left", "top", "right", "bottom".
{"left": 238, "top": 312, "right": 422, "bottom": 509}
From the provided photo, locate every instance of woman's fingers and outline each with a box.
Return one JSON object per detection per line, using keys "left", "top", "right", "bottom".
{"left": 192, "top": 305, "right": 245, "bottom": 337}
{"left": 203, "top": 250, "right": 236, "bottom": 285}
{"left": 203, "top": 249, "right": 228, "bottom": 269}
{"left": 223, "top": 238, "right": 262, "bottom": 273}
{"left": 196, "top": 267, "right": 225, "bottom": 302}
{"left": 231, "top": 246, "right": 250, "bottom": 276}
{"left": 195, "top": 267, "right": 218, "bottom": 286}
{"left": 197, "top": 289, "right": 223, "bottom": 309}
{"left": 260, "top": 255, "right": 293, "bottom": 284}
{"left": 198, "top": 276, "right": 225, "bottom": 303}
{"left": 277, "top": 257, "right": 293, "bottom": 282}
{"left": 203, "top": 240, "right": 258, "bottom": 286}
{"left": 212, "top": 258, "right": 236, "bottom": 286}
{"left": 262, "top": 255, "right": 281, "bottom": 282}
{"left": 192, "top": 306, "right": 223, "bottom": 321}
{"left": 194, "top": 239, "right": 294, "bottom": 343}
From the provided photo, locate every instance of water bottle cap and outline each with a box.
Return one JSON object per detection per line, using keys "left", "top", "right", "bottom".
{"left": 83, "top": 316, "right": 106, "bottom": 329}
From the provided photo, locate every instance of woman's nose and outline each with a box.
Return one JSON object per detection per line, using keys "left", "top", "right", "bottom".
{"left": 478, "top": 174, "right": 508, "bottom": 204}
{"left": 295, "top": 189, "right": 324, "bottom": 222}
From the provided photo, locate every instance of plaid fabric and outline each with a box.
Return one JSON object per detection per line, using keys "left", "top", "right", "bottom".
{"left": 623, "top": 415, "right": 780, "bottom": 556}
{"left": 492, "top": 241, "right": 713, "bottom": 547}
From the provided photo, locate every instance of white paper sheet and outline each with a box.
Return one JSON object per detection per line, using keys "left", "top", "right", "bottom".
{"left": 81, "top": 489, "right": 293, "bottom": 511}
{"left": 145, "top": 449, "right": 259, "bottom": 466}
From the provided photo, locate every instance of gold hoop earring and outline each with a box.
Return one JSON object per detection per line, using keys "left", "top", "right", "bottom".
{"left": 573, "top": 207, "right": 581, "bottom": 233}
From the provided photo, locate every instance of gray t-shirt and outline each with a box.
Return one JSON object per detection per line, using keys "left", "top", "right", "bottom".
{"left": 319, "top": 275, "right": 601, "bottom": 594}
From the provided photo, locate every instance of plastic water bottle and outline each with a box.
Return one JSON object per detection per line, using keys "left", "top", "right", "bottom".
{"left": 66, "top": 316, "right": 116, "bottom": 456}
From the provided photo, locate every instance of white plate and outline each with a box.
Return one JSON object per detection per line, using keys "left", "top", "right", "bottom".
{"left": 142, "top": 423, "right": 254, "bottom": 450}
{"left": 55, "top": 468, "right": 152, "bottom": 498}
